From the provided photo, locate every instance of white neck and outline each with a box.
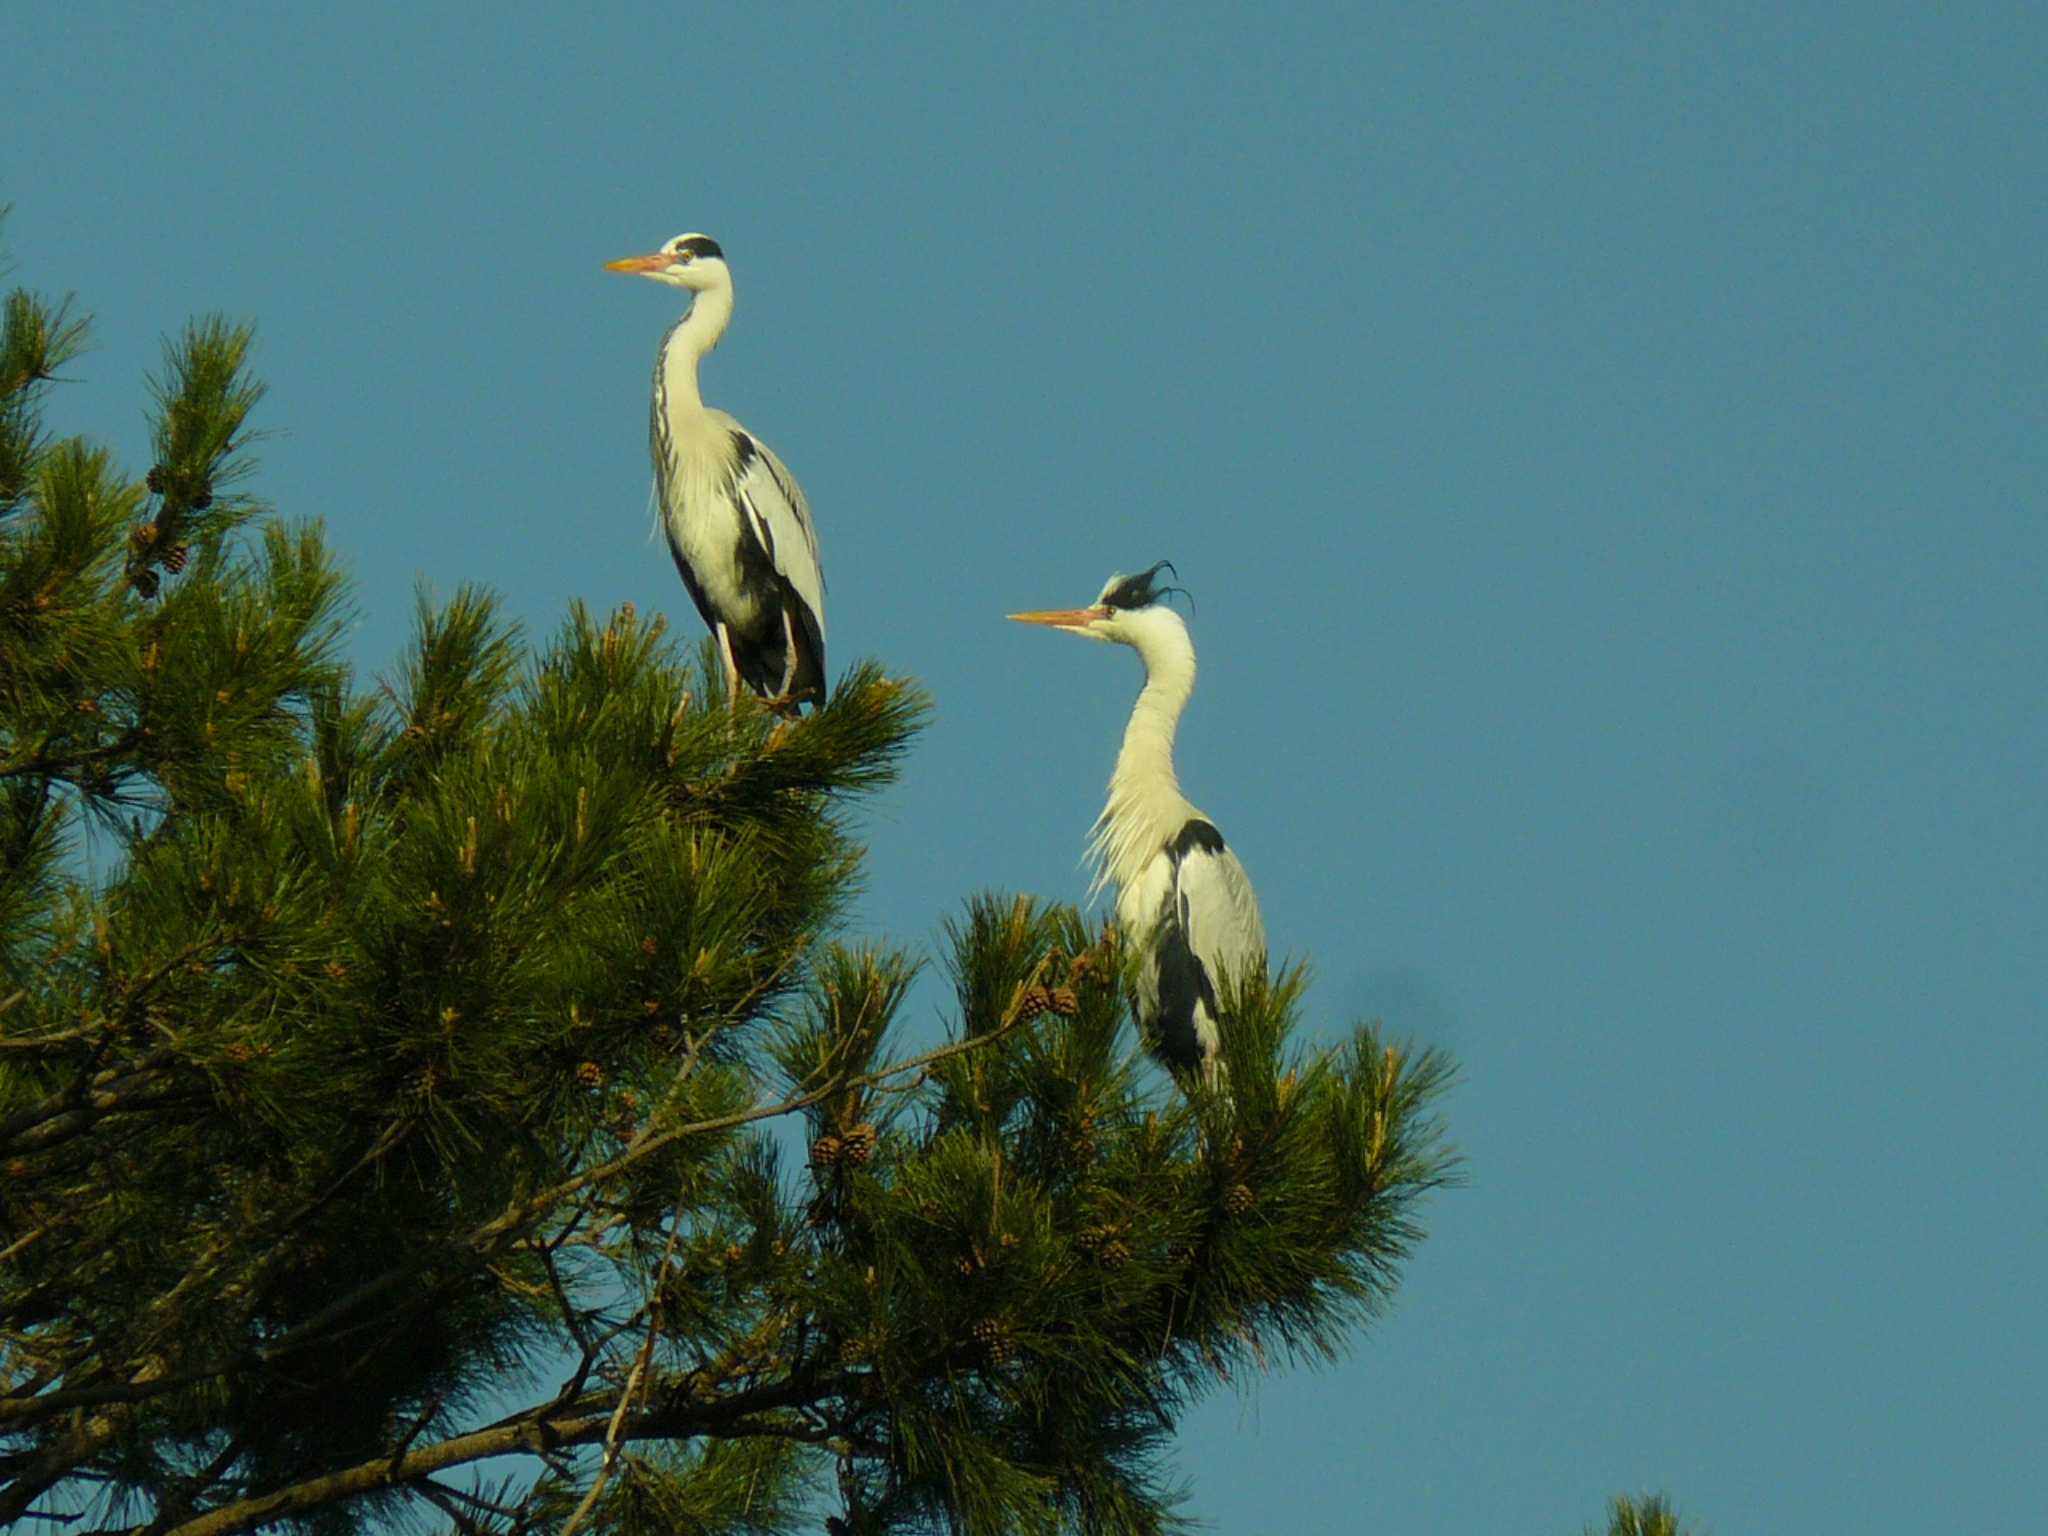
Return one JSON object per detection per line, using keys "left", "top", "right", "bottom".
{"left": 656, "top": 280, "right": 734, "bottom": 415}
{"left": 1087, "top": 616, "right": 1200, "bottom": 898}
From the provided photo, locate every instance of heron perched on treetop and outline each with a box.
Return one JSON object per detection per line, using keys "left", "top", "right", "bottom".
{"left": 1009, "top": 564, "right": 1266, "bottom": 1083}
{"left": 607, "top": 232, "right": 826, "bottom": 710}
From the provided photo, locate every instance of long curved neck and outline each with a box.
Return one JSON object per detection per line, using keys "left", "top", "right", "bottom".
{"left": 1114, "top": 634, "right": 1195, "bottom": 808}
{"left": 1088, "top": 622, "right": 1199, "bottom": 896}
{"left": 656, "top": 281, "right": 734, "bottom": 416}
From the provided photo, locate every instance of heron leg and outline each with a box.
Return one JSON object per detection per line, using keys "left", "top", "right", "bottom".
{"left": 760, "top": 603, "right": 809, "bottom": 718}
{"left": 715, "top": 623, "right": 743, "bottom": 708}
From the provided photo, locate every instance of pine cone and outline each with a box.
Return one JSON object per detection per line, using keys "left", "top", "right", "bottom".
{"left": 146, "top": 465, "right": 166, "bottom": 494}
{"left": 809, "top": 1134, "right": 844, "bottom": 1169}
{"left": 1048, "top": 985, "right": 1079, "bottom": 1017}
{"left": 1066, "top": 1112, "right": 1100, "bottom": 1163}
{"left": 1099, "top": 1239, "right": 1132, "bottom": 1269}
{"left": 971, "top": 1318, "right": 1016, "bottom": 1366}
{"left": 839, "top": 1123, "right": 877, "bottom": 1166}
{"left": 1012, "top": 985, "right": 1052, "bottom": 1021}
{"left": 574, "top": 1061, "right": 604, "bottom": 1088}
{"left": 1223, "top": 1182, "right": 1256, "bottom": 1217}
{"left": 161, "top": 544, "right": 189, "bottom": 574}
{"left": 131, "top": 568, "right": 161, "bottom": 599}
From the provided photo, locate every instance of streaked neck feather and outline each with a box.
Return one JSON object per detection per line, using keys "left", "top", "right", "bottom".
{"left": 656, "top": 282, "right": 734, "bottom": 416}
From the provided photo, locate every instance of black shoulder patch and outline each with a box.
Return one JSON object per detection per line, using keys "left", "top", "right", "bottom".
{"left": 680, "top": 235, "right": 724, "bottom": 261}
{"left": 729, "top": 430, "right": 756, "bottom": 467}
{"left": 1170, "top": 819, "right": 1226, "bottom": 861}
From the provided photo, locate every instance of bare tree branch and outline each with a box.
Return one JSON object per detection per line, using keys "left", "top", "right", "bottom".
{"left": 555, "top": 1217, "right": 679, "bottom": 1536}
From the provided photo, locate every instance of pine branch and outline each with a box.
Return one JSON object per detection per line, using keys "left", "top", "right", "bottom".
{"left": 147, "top": 1370, "right": 856, "bottom": 1536}
{"left": 0, "top": 280, "right": 91, "bottom": 512}
{"left": 1588, "top": 1493, "right": 1694, "bottom": 1536}
{"left": 243, "top": 1004, "right": 1040, "bottom": 1382}
{"left": 0, "top": 1047, "right": 177, "bottom": 1149}
{"left": 555, "top": 1220, "right": 680, "bottom": 1536}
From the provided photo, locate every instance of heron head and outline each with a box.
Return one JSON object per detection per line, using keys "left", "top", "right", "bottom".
{"left": 605, "top": 232, "right": 729, "bottom": 293}
{"left": 1007, "top": 562, "right": 1189, "bottom": 646}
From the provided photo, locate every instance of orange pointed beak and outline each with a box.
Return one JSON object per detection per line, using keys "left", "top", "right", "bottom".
{"left": 605, "top": 252, "right": 670, "bottom": 274}
{"left": 1007, "top": 607, "right": 1104, "bottom": 630}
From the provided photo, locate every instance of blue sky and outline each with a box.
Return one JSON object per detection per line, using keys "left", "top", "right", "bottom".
{"left": 9, "top": 3, "right": 2046, "bottom": 1529}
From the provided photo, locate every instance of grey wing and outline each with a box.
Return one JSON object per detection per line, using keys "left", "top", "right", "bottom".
{"left": 1145, "top": 821, "right": 1266, "bottom": 1080}
{"left": 1178, "top": 841, "right": 1267, "bottom": 996}
{"left": 731, "top": 439, "right": 827, "bottom": 648}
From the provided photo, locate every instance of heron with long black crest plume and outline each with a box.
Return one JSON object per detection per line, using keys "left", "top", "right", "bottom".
{"left": 607, "top": 232, "right": 826, "bottom": 710}
{"left": 1009, "top": 563, "right": 1266, "bottom": 1084}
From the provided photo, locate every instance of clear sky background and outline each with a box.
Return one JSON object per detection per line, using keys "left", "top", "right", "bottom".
{"left": 8, "top": 4, "right": 2045, "bottom": 1530}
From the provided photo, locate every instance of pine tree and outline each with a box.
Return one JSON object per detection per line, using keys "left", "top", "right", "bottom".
{"left": 3, "top": 242, "right": 1491, "bottom": 1535}
{"left": 1589, "top": 1493, "right": 1694, "bottom": 1536}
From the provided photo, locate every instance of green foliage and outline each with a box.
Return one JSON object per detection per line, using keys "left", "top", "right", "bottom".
{"left": 0, "top": 255, "right": 89, "bottom": 511}
{"left": 768, "top": 898, "right": 1456, "bottom": 1536}
{"left": 1590, "top": 1493, "right": 1695, "bottom": 1536}
{"left": 0, "top": 244, "right": 1463, "bottom": 1536}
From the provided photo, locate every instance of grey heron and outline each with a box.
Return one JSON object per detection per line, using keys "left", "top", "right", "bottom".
{"left": 1009, "top": 564, "right": 1266, "bottom": 1083}
{"left": 607, "top": 232, "right": 826, "bottom": 710}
